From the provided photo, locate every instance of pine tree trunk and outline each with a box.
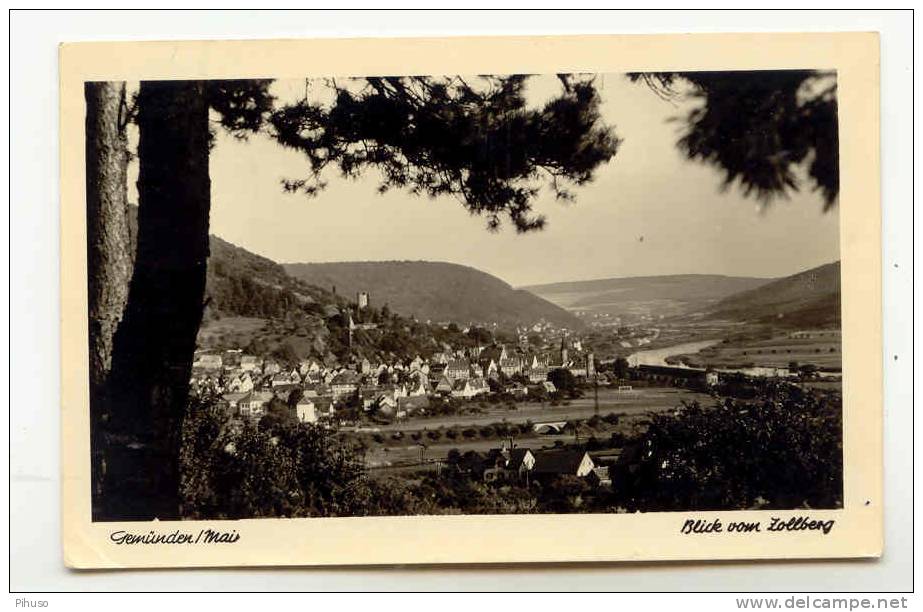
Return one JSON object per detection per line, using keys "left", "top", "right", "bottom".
{"left": 103, "top": 80, "right": 211, "bottom": 521}
{"left": 85, "top": 81, "right": 131, "bottom": 516}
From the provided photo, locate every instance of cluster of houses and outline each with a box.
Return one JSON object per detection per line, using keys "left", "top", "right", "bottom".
{"left": 446, "top": 444, "right": 614, "bottom": 490}
{"left": 633, "top": 364, "right": 720, "bottom": 387}
{"left": 189, "top": 338, "right": 597, "bottom": 426}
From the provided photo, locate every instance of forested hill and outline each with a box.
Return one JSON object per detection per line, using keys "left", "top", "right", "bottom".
{"left": 205, "top": 234, "right": 342, "bottom": 320}
{"left": 128, "top": 207, "right": 468, "bottom": 363}
{"left": 202, "top": 237, "right": 475, "bottom": 364}
{"left": 128, "top": 205, "right": 336, "bottom": 321}
{"left": 283, "top": 261, "right": 584, "bottom": 330}
{"left": 522, "top": 273, "right": 771, "bottom": 320}
{"left": 702, "top": 261, "right": 841, "bottom": 328}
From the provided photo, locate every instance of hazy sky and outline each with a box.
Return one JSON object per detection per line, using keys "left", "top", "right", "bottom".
{"left": 130, "top": 75, "right": 840, "bottom": 287}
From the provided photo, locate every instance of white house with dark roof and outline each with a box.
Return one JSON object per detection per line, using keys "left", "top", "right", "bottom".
{"left": 262, "top": 360, "right": 281, "bottom": 376}
{"left": 295, "top": 398, "right": 317, "bottom": 424}
{"left": 221, "top": 391, "right": 249, "bottom": 415}
{"left": 375, "top": 394, "right": 398, "bottom": 415}
{"left": 233, "top": 372, "right": 255, "bottom": 393}
{"left": 408, "top": 377, "right": 428, "bottom": 397}
{"left": 445, "top": 359, "right": 471, "bottom": 381}
{"left": 239, "top": 390, "right": 274, "bottom": 419}
{"left": 528, "top": 364, "right": 550, "bottom": 383}
{"left": 481, "top": 447, "right": 537, "bottom": 483}
{"left": 532, "top": 449, "right": 595, "bottom": 478}
{"left": 298, "top": 359, "right": 319, "bottom": 376}
{"left": 330, "top": 371, "right": 361, "bottom": 399}
{"left": 499, "top": 357, "right": 522, "bottom": 377}
{"left": 450, "top": 377, "right": 489, "bottom": 399}
{"left": 433, "top": 375, "right": 454, "bottom": 395}
{"left": 239, "top": 355, "right": 262, "bottom": 372}
{"left": 271, "top": 371, "right": 300, "bottom": 387}
{"left": 193, "top": 353, "right": 223, "bottom": 370}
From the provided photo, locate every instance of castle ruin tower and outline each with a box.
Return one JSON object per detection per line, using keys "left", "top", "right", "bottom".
{"left": 355, "top": 291, "right": 369, "bottom": 324}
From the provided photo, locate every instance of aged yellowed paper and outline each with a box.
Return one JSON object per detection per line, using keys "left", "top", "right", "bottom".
{"left": 61, "top": 32, "right": 881, "bottom": 568}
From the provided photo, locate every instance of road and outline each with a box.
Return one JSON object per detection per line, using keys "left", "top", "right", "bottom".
{"left": 352, "top": 387, "right": 708, "bottom": 434}
{"left": 350, "top": 386, "right": 713, "bottom": 471}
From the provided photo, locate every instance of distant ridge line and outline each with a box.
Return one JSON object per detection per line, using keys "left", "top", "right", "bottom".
{"left": 521, "top": 272, "right": 779, "bottom": 292}
{"left": 283, "top": 260, "right": 584, "bottom": 329}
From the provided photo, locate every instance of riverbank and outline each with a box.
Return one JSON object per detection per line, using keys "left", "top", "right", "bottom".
{"left": 664, "top": 332, "right": 842, "bottom": 375}
{"left": 627, "top": 339, "right": 722, "bottom": 368}
{"left": 627, "top": 334, "right": 842, "bottom": 378}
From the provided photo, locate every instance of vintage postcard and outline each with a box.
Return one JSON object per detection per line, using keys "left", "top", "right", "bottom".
{"left": 60, "top": 32, "right": 882, "bottom": 568}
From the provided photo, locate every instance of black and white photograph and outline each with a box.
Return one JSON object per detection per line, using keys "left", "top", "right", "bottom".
{"left": 9, "top": 7, "right": 912, "bottom": 596}
{"left": 85, "top": 69, "right": 846, "bottom": 523}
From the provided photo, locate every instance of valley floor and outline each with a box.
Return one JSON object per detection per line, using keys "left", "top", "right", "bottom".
{"left": 667, "top": 331, "right": 842, "bottom": 371}
{"left": 348, "top": 386, "right": 711, "bottom": 471}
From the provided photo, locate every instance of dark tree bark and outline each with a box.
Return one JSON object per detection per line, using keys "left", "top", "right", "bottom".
{"left": 85, "top": 81, "right": 131, "bottom": 514}
{"left": 103, "top": 81, "right": 211, "bottom": 520}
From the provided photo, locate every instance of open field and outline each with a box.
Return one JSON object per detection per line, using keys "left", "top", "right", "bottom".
{"left": 197, "top": 316, "right": 266, "bottom": 343}
{"left": 523, "top": 274, "right": 770, "bottom": 323}
{"left": 361, "top": 387, "right": 709, "bottom": 434}
{"left": 362, "top": 413, "right": 649, "bottom": 473}
{"left": 365, "top": 433, "right": 572, "bottom": 473}
{"left": 346, "top": 386, "right": 711, "bottom": 472}
{"left": 673, "top": 333, "right": 841, "bottom": 370}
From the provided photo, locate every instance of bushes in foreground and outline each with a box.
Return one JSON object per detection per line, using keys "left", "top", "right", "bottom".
{"left": 626, "top": 385, "right": 842, "bottom": 511}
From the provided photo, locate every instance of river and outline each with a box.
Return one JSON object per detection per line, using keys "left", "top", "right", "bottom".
{"left": 627, "top": 339, "right": 722, "bottom": 368}
{"left": 626, "top": 339, "right": 827, "bottom": 378}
